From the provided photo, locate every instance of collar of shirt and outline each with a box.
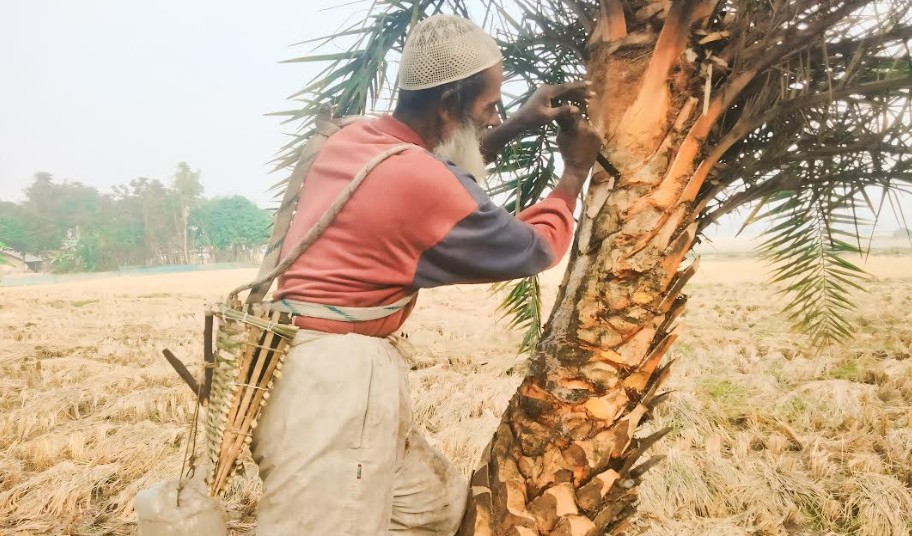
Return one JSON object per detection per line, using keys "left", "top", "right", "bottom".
{"left": 375, "top": 114, "right": 430, "bottom": 150}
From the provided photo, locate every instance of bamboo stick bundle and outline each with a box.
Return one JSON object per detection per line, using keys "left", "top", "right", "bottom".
{"left": 204, "top": 299, "right": 298, "bottom": 496}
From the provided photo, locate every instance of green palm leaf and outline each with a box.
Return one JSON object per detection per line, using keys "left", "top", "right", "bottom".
{"left": 750, "top": 188, "right": 872, "bottom": 348}
{"left": 492, "top": 275, "right": 543, "bottom": 354}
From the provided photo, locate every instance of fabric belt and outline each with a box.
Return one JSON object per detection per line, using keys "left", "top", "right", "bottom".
{"left": 267, "top": 293, "right": 417, "bottom": 322}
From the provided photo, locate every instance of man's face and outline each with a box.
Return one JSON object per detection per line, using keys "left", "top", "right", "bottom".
{"left": 438, "top": 61, "right": 504, "bottom": 142}
{"left": 433, "top": 62, "right": 503, "bottom": 186}
{"left": 466, "top": 61, "right": 504, "bottom": 130}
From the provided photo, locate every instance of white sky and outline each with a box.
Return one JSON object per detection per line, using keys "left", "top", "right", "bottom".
{"left": 0, "top": 0, "right": 358, "bottom": 207}
{"left": 1, "top": 1, "right": 908, "bottom": 238}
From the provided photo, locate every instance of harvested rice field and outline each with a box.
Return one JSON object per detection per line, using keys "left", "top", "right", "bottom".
{"left": 1, "top": 254, "right": 911, "bottom": 535}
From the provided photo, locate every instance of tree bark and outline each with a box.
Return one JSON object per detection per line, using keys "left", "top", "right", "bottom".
{"left": 459, "top": 4, "right": 715, "bottom": 535}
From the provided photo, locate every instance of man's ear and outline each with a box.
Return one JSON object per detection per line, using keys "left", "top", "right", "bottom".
{"left": 438, "top": 106, "right": 458, "bottom": 127}
{"left": 437, "top": 91, "right": 463, "bottom": 136}
{"left": 437, "top": 88, "right": 460, "bottom": 124}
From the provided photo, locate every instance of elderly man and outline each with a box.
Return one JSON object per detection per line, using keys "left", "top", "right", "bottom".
{"left": 252, "top": 14, "right": 602, "bottom": 536}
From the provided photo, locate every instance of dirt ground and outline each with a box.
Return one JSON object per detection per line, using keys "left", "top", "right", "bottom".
{"left": 0, "top": 254, "right": 910, "bottom": 535}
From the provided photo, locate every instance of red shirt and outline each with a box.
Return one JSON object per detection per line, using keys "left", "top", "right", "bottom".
{"left": 275, "top": 115, "right": 575, "bottom": 336}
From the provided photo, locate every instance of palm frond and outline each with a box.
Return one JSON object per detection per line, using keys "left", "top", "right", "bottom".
{"left": 693, "top": 1, "right": 912, "bottom": 346}
{"left": 272, "top": 4, "right": 410, "bottom": 168}
{"left": 492, "top": 275, "right": 543, "bottom": 354}
{"left": 749, "top": 187, "right": 871, "bottom": 348}
{"left": 700, "top": 1, "right": 912, "bottom": 223}
{"left": 486, "top": 126, "right": 555, "bottom": 353}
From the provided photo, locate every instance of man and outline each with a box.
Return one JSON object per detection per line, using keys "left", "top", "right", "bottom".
{"left": 252, "top": 14, "right": 602, "bottom": 536}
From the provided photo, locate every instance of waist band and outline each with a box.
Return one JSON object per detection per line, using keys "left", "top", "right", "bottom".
{"left": 268, "top": 293, "right": 416, "bottom": 322}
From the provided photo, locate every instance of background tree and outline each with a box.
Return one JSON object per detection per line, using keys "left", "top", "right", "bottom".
{"left": 286, "top": 1, "right": 912, "bottom": 534}
{"left": 0, "top": 201, "right": 30, "bottom": 253}
{"left": 124, "top": 177, "right": 183, "bottom": 265}
{"left": 191, "top": 195, "right": 271, "bottom": 262}
{"left": 0, "top": 167, "right": 267, "bottom": 272}
{"left": 109, "top": 181, "right": 150, "bottom": 266}
{"left": 171, "top": 162, "right": 204, "bottom": 264}
{"left": 48, "top": 228, "right": 90, "bottom": 273}
{"left": 20, "top": 172, "right": 105, "bottom": 254}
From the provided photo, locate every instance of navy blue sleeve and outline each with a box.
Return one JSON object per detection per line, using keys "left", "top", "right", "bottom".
{"left": 411, "top": 161, "right": 556, "bottom": 288}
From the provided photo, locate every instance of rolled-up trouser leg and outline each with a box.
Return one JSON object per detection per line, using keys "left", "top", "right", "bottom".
{"left": 390, "top": 430, "right": 467, "bottom": 535}
{"left": 251, "top": 330, "right": 467, "bottom": 535}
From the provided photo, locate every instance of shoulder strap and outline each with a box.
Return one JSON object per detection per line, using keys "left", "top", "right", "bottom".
{"left": 231, "top": 141, "right": 417, "bottom": 301}
{"left": 244, "top": 114, "right": 362, "bottom": 304}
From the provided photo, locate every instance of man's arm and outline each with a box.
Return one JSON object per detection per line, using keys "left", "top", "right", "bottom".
{"left": 413, "top": 117, "right": 603, "bottom": 288}
{"left": 411, "top": 165, "right": 573, "bottom": 288}
{"left": 480, "top": 81, "right": 593, "bottom": 162}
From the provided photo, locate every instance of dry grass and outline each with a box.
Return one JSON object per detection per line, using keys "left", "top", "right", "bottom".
{"left": 0, "top": 256, "right": 910, "bottom": 535}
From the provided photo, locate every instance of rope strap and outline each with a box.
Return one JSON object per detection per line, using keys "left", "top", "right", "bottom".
{"left": 230, "top": 142, "right": 418, "bottom": 299}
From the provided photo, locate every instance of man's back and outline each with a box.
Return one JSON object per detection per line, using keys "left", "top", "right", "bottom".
{"left": 275, "top": 115, "right": 576, "bottom": 337}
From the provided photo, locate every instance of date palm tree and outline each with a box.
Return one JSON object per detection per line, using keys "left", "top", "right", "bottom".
{"left": 271, "top": 1, "right": 912, "bottom": 533}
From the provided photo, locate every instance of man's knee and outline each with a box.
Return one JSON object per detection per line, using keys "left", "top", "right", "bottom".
{"left": 391, "top": 434, "right": 469, "bottom": 535}
{"left": 438, "top": 464, "right": 468, "bottom": 534}
{"left": 395, "top": 472, "right": 467, "bottom": 534}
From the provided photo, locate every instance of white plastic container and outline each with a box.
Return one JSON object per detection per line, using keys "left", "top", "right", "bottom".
{"left": 135, "top": 469, "right": 227, "bottom": 536}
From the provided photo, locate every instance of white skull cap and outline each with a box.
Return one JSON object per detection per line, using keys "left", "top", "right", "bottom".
{"left": 398, "top": 14, "right": 503, "bottom": 91}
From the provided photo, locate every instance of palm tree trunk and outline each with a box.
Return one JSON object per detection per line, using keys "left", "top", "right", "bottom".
{"left": 459, "top": 3, "right": 714, "bottom": 535}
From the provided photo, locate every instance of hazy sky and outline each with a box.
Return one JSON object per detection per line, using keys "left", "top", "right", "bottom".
{"left": 2, "top": 2, "right": 908, "bottom": 237}
{"left": 0, "top": 1, "right": 358, "bottom": 207}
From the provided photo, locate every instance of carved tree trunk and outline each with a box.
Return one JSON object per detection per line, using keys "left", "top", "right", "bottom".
{"left": 459, "top": 2, "right": 722, "bottom": 534}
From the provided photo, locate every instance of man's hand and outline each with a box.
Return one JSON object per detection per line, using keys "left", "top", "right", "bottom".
{"left": 481, "top": 80, "right": 594, "bottom": 163}
{"left": 513, "top": 81, "right": 594, "bottom": 131}
{"left": 557, "top": 117, "right": 602, "bottom": 173}
{"left": 553, "top": 117, "right": 603, "bottom": 200}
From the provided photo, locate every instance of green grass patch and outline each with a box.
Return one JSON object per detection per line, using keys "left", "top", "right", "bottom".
{"left": 69, "top": 299, "right": 99, "bottom": 308}
{"left": 829, "top": 358, "right": 862, "bottom": 382}
{"left": 672, "top": 340, "right": 695, "bottom": 356}
{"left": 699, "top": 379, "right": 748, "bottom": 409}
{"left": 826, "top": 356, "right": 888, "bottom": 385}
{"left": 773, "top": 395, "right": 812, "bottom": 424}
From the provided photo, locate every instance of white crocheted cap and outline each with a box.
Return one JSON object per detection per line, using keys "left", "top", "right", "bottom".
{"left": 398, "top": 14, "right": 503, "bottom": 91}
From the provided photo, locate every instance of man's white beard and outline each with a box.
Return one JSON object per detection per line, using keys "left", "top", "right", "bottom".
{"left": 433, "top": 120, "right": 488, "bottom": 188}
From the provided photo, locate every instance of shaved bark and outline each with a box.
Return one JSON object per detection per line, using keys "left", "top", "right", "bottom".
{"left": 457, "top": 1, "right": 718, "bottom": 533}
{"left": 457, "top": 1, "right": 870, "bottom": 534}
{"left": 590, "top": 0, "right": 627, "bottom": 45}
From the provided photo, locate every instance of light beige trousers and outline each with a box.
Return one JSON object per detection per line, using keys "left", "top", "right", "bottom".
{"left": 252, "top": 331, "right": 467, "bottom": 535}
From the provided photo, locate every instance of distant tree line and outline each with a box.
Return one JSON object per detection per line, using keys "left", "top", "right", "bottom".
{"left": 0, "top": 163, "right": 271, "bottom": 272}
